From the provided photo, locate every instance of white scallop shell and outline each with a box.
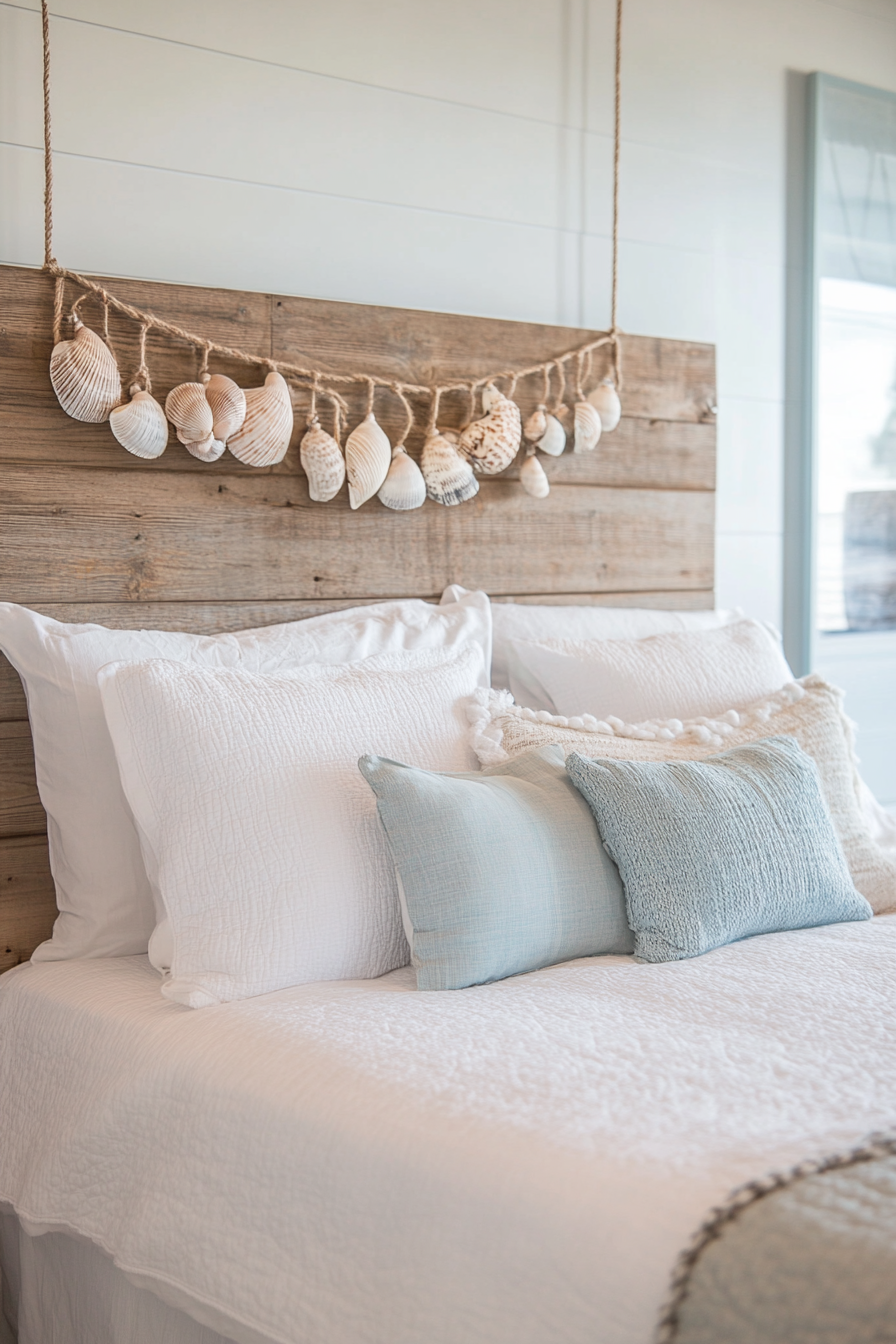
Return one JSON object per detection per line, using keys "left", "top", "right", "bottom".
{"left": 203, "top": 374, "right": 247, "bottom": 443}
{"left": 227, "top": 371, "right": 293, "bottom": 467}
{"left": 378, "top": 447, "right": 426, "bottom": 511}
{"left": 109, "top": 389, "right": 168, "bottom": 459}
{"left": 422, "top": 430, "right": 479, "bottom": 506}
{"left": 344, "top": 412, "right": 392, "bottom": 509}
{"left": 459, "top": 383, "right": 521, "bottom": 475}
{"left": 300, "top": 418, "right": 345, "bottom": 502}
{"left": 537, "top": 413, "right": 567, "bottom": 457}
{"left": 185, "top": 434, "right": 226, "bottom": 463}
{"left": 524, "top": 406, "right": 547, "bottom": 442}
{"left": 50, "top": 318, "right": 122, "bottom": 423}
{"left": 587, "top": 379, "right": 621, "bottom": 432}
{"left": 165, "top": 382, "right": 214, "bottom": 446}
{"left": 520, "top": 452, "right": 550, "bottom": 499}
{"left": 574, "top": 400, "right": 602, "bottom": 453}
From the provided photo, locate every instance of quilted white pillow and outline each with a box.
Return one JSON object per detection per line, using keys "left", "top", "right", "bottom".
{"left": 98, "top": 644, "right": 485, "bottom": 1007}
{"left": 0, "top": 591, "right": 490, "bottom": 961}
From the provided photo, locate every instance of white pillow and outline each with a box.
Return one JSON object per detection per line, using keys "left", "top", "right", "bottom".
{"left": 505, "top": 620, "right": 793, "bottom": 723}
{"left": 0, "top": 591, "right": 491, "bottom": 961}
{"left": 98, "top": 644, "right": 485, "bottom": 1007}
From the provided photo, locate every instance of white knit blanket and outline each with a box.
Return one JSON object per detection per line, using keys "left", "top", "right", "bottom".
{"left": 2, "top": 918, "right": 895, "bottom": 1344}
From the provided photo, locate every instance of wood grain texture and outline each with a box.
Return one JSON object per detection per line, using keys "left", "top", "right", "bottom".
{"left": 0, "top": 722, "right": 44, "bottom": 839}
{"left": 0, "top": 836, "right": 56, "bottom": 967}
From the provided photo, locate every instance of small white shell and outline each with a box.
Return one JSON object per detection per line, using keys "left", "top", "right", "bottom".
{"left": 537, "top": 413, "right": 567, "bottom": 457}
{"left": 524, "top": 406, "right": 547, "bottom": 442}
{"left": 459, "top": 383, "right": 521, "bottom": 475}
{"left": 378, "top": 447, "right": 426, "bottom": 511}
{"left": 300, "top": 418, "right": 345, "bottom": 502}
{"left": 574, "top": 400, "right": 602, "bottom": 453}
{"left": 185, "top": 434, "right": 226, "bottom": 462}
{"left": 203, "top": 374, "right": 247, "bottom": 443}
{"left": 587, "top": 379, "right": 621, "bottom": 432}
{"left": 109, "top": 389, "right": 168, "bottom": 459}
{"left": 520, "top": 452, "right": 550, "bottom": 499}
{"left": 345, "top": 412, "right": 392, "bottom": 509}
{"left": 228, "top": 371, "right": 293, "bottom": 467}
{"left": 50, "top": 318, "right": 122, "bottom": 423}
{"left": 166, "top": 382, "right": 214, "bottom": 446}
{"left": 422, "top": 430, "right": 479, "bottom": 506}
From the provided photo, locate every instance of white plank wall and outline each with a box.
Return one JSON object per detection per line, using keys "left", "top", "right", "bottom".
{"left": 2, "top": 0, "right": 896, "bottom": 625}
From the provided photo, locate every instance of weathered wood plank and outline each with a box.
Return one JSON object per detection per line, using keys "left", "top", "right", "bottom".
{"left": 0, "top": 721, "right": 45, "bottom": 839}
{"left": 500, "top": 417, "right": 715, "bottom": 491}
{"left": 0, "top": 835, "right": 56, "bottom": 970}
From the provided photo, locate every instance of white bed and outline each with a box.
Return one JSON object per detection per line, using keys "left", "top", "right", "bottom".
{"left": 2, "top": 917, "right": 895, "bottom": 1344}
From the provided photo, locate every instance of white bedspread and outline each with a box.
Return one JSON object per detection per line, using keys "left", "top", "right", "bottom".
{"left": 1, "top": 918, "right": 895, "bottom": 1344}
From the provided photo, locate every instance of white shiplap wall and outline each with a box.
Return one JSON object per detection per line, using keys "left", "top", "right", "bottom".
{"left": 3, "top": 0, "right": 896, "bottom": 626}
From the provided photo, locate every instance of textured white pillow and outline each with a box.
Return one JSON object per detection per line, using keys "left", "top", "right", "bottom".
{"left": 506, "top": 620, "right": 793, "bottom": 721}
{"left": 98, "top": 644, "right": 485, "bottom": 1007}
{"left": 0, "top": 591, "right": 491, "bottom": 961}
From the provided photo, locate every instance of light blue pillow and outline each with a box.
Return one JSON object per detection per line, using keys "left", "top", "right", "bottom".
{"left": 566, "top": 735, "right": 872, "bottom": 964}
{"left": 358, "top": 744, "right": 633, "bottom": 991}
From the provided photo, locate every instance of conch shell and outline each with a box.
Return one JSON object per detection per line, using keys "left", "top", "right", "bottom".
{"left": 345, "top": 412, "right": 391, "bottom": 509}
{"left": 587, "top": 379, "right": 621, "bottom": 432}
{"left": 520, "top": 451, "right": 550, "bottom": 499}
{"left": 459, "top": 383, "right": 521, "bottom": 475}
{"left": 228, "top": 371, "right": 293, "bottom": 466}
{"left": 422, "top": 430, "right": 479, "bottom": 506}
{"left": 203, "top": 374, "right": 247, "bottom": 442}
{"left": 50, "top": 317, "right": 122, "bottom": 423}
{"left": 378, "top": 446, "right": 426, "bottom": 511}
{"left": 300, "top": 417, "right": 345, "bottom": 502}
{"left": 109, "top": 387, "right": 168, "bottom": 459}
{"left": 574, "top": 400, "right": 602, "bottom": 453}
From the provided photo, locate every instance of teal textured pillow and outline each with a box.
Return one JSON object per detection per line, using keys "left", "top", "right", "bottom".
{"left": 566, "top": 735, "right": 872, "bottom": 964}
{"left": 358, "top": 744, "right": 633, "bottom": 991}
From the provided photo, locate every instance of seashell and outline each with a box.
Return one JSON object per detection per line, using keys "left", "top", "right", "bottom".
{"left": 300, "top": 417, "right": 345, "bottom": 502}
{"left": 203, "top": 374, "right": 246, "bottom": 443}
{"left": 344, "top": 412, "right": 392, "bottom": 509}
{"left": 524, "top": 406, "right": 547, "bottom": 442}
{"left": 109, "top": 388, "right": 168, "bottom": 459}
{"left": 227, "top": 371, "right": 293, "bottom": 467}
{"left": 537, "top": 413, "right": 567, "bottom": 457}
{"left": 378, "top": 446, "right": 426, "bottom": 511}
{"left": 421, "top": 430, "right": 479, "bottom": 507}
{"left": 520, "top": 451, "right": 550, "bottom": 499}
{"left": 165, "top": 382, "right": 214, "bottom": 446}
{"left": 50, "top": 317, "right": 122, "bottom": 423}
{"left": 587, "top": 379, "right": 621, "bottom": 432}
{"left": 185, "top": 434, "right": 226, "bottom": 463}
{"left": 574, "top": 399, "right": 602, "bottom": 453}
{"left": 459, "top": 383, "right": 521, "bottom": 475}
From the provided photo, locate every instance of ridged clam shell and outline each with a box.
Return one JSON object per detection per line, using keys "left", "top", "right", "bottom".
{"left": 574, "top": 400, "right": 602, "bottom": 453}
{"left": 204, "top": 374, "right": 247, "bottom": 443}
{"left": 228, "top": 371, "right": 293, "bottom": 466}
{"left": 166, "top": 382, "right": 214, "bottom": 446}
{"left": 587, "top": 379, "right": 621, "bottom": 432}
{"left": 520, "top": 452, "right": 550, "bottom": 499}
{"left": 301, "top": 419, "right": 345, "bottom": 502}
{"left": 459, "top": 383, "right": 521, "bottom": 475}
{"left": 422, "top": 430, "right": 479, "bottom": 507}
{"left": 537, "top": 413, "right": 567, "bottom": 457}
{"left": 50, "top": 318, "right": 122, "bottom": 423}
{"left": 378, "top": 447, "right": 426, "bottom": 511}
{"left": 186, "top": 434, "right": 226, "bottom": 463}
{"left": 109, "top": 390, "right": 168, "bottom": 459}
{"left": 345, "top": 412, "right": 392, "bottom": 509}
{"left": 524, "top": 406, "right": 547, "bottom": 442}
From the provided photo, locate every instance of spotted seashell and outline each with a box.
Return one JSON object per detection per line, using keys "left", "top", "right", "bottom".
{"left": 300, "top": 417, "right": 345, "bottom": 502}
{"left": 574, "top": 399, "right": 602, "bottom": 453}
{"left": 228, "top": 371, "right": 293, "bottom": 466}
{"left": 459, "top": 383, "right": 521, "bottom": 475}
{"left": 587, "top": 379, "right": 621, "bottom": 432}
{"left": 344, "top": 412, "right": 392, "bottom": 509}
{"left": 378, "top": 447, "right": 426, "bottom": 511}
{"left": 109, "top": 388, "right": 168, "bottom": 459}
{"left": 203, "top": 374, "right": 246, "bottom": 443}
{"left": 536, "top": 413, "right": 566, "bottom": 457}
{"left": 421, "top": 430, "right": 479, "bottom": 507}
{"left": 524, "top": 406, "right": 547, "bottom": 442}
{"left": 165, "top": 382, "right": 214, "bottom": 447}
{"left": 185, "top": 434, "right": 226, "bottom": 463}
{"left": 520, "top": 451, "right": 550, "bottom": 499}
{"left": 50, "top": 318, "right": 122, "bottom": 423}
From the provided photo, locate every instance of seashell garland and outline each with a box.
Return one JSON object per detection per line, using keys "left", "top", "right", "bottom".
{"left": 520, "top": 451, "right": 550, "bottom": 499}
{"left": 203, "top": 373, "right": 247, "bottom": 443}
{"left": 50, "top": 317, "right": 122, "bottom": 423}
{"left": 422, "top": 430, "right": 479, "bottom": 506}
{"left": 574, "top": 400, "right": 602, "bottom": 453}
{"left": 587, "top": 379, "right": 621, "bottom": 432}
{"left": 345, "top": 412, "right": 392, "bottom": 509}
{"left": 109, "top": 387, "right": 168, "bottom": 459}
{"left": 459, "top": 383, "right": 521, "bottom": 475}
{"left": 228, "top": 370, "right": 294, "bottom": 467}
{"left": 378, "top": 446, "right": 426, "bottom": 511}
{"left": 300, "top": 417, "right": 345, "bottom": 502}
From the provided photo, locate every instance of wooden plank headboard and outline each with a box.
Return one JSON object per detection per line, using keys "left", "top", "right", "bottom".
{"left": 0, "top": 263, "right": 716, "bottom": 966}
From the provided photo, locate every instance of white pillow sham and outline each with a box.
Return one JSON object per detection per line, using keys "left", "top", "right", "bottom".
{"left": 0, "top": 591, "right": 491, "bottom": 961}
{"left": 506, "top": 619, "right": 793, "bottom": 723}
{"left": 98, "top": 644, "right": 485, "bottom": 1007}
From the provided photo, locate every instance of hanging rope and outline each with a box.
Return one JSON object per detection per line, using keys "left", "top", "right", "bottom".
{"left": 610, "top": 0, "right": 623, "bottom": 388}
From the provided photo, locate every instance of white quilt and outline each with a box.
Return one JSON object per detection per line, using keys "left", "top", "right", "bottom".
{"left": 1, "top": 918, "right": 895, "bottom": 1344}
